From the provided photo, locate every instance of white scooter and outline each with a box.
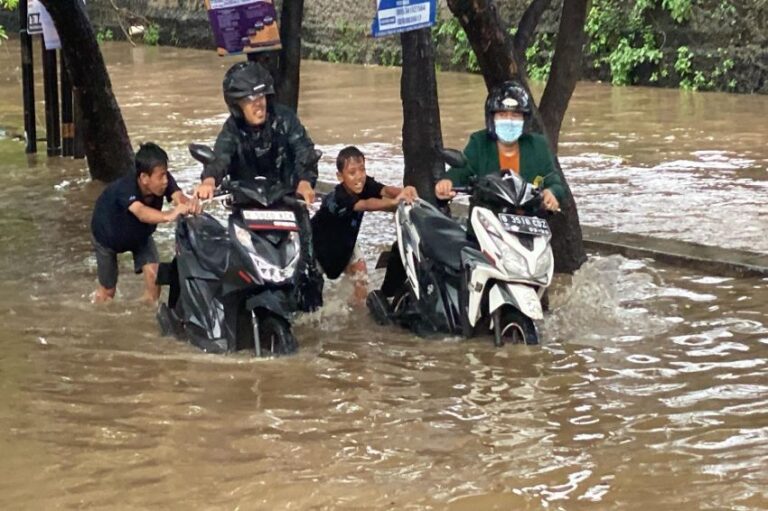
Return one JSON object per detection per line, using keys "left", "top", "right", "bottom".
{"left": 367, "top": 149, "right": 554, "bottom": 346}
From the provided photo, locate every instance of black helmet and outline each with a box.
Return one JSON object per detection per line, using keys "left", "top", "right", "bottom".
{"left": 223, "top": 61, "right": 275, "bottom": 120}
{"left": 485, "top": 80, "right": 531, "bottom": 138}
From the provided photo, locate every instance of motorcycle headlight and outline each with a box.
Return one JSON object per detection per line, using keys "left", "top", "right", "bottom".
{"left": 502, "top": 249, "right": 529, "bottom": 276}
{"left": 234, "top": 224, "right": 256, "bottom": 253}
{"left": 534, "top": 249, "right": 552, "bottom": 280}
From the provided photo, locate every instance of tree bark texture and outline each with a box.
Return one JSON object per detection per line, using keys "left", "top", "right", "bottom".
{"left": 400, "top": 28, "right": 444, "bottom": 205}
{"left": 40, "top": 0, "right": 133, "bottom": 182}
{"left": 513, "top": 0, "right": 552, "bottom": 70}
{"left": 446, "top": 0, "right": 587, "bottom": 273}
{"left": 445, "top": 0, "right": 518, "bottom": 89}
{"left": 276, "top": 0, "right": 303, "bottom": 111}
{"left": 539, "top": 0, "right": 588, "bottom": 150}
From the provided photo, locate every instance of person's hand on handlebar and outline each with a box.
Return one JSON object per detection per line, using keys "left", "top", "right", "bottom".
{"left": 541, "top": 189, "right": 560, "bottom": 212}
{"left": 296, "top": 180, "right": 315, "bottom": 205}
{"left": 435, "top": 179, "right": 456, "bottom": 200}
{"left": 398, "top": 185, "right": 418, "bottom": 204}
{"left": 195, "top": 178, "right": 216, "bottom": 200}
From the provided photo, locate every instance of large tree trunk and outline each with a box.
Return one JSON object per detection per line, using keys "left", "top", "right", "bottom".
{"left": 539, "top": 0, "right": 588, "bottom": 151}
{"left": 276, "top": 0, "right": 303, "bottom": 111}
{"left": 445, "top": 0, "right": 587, "bottom": 273}
{"left": 400, "top": 28, "right": 443, "bottom": 205}
{"left": 39, "top": 0, "right": 133, "bottom": 182}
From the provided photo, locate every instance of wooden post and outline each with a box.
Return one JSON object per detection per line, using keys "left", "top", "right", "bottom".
{"left": 42, "top": 45, "right": 61, "bottom": 156}
{"left": 19, "top": 0, "right": 37, "bottom": 154}
{"left": 60, "top": 54, "right": 74, "bottom": 157}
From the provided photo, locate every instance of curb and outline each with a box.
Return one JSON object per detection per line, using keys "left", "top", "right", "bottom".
{"left": 314, "top": 180, "right": 768, "bottom": 278}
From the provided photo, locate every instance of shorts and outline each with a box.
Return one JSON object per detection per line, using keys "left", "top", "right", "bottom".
{"left": 92, "top": 235, "right": 159, "bottom": 289}
{"left": 316, "top": 243, "right": 364, "bottom": 280}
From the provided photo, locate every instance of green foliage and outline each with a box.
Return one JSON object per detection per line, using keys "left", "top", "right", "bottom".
{"left": 523, "top": 32, "right": 553, "bottom": 83}
{"left": 433, "top": 17, "right": 479, "bottom": 72}
{"left": 324, "top": 21, "right": 365, "bottom": 63}
{"left": 143, "top": 23, "right": 160, "bottom": 46}
{"left": 0, "top": 0, "right": 18, "bottom": 45}
{"left": 96, "top": 28, "right": 114, "bottom": 44}
{"left": 586, "top": 0, "right": 698, "bottom": 86}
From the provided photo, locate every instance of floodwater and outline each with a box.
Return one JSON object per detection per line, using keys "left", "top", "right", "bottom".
{"left": 0, "top": 41, "right": 766, "bottom": 509}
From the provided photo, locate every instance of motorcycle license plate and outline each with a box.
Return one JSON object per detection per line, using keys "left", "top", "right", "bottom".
{"left": 242, "top": 209, "right": 298, "bottom": 231}
{"left": 497, "top": 213, "right": 551, "bottom": 236}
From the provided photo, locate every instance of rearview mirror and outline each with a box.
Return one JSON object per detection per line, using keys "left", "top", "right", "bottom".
{"left": 438, "top": 148, "right": 467, "bottom": 168}
{"left": 188, "top": 143, "right": 217, "bottom": 165}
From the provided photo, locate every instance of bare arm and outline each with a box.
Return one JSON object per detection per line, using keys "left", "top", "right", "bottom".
{"left": 381, "top": 185, "right": 402, "bottom": 199}
{"left": 128, "top": 201, "right": 187, "bottom": 225}
{"left": 353, "top": 197, "right": 399, "bottom": 213}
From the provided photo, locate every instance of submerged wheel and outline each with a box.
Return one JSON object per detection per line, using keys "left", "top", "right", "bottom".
{"left": 497, "top": 306, "right": 539, "bottom": 345}
{"left": 257, "top": 314, "right": 298, "bottom": 356}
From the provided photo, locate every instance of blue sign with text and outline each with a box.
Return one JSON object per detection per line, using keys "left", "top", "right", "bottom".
{"left": 371, "top": 0, "right": 437, "bottom": 38}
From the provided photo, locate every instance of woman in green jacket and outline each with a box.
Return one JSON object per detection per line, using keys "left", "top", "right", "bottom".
{"left": 435, "top": 81, "right": 563, "bottom": 212}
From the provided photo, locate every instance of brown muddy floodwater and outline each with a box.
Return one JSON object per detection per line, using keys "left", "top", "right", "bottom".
{"left": 0, "top": 42, "right": 767, "bottom": 510}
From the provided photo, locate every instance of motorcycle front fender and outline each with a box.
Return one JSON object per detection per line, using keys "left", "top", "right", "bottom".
{"left": 245, "top": 290, "right": 294, "bottom": 321}
{"left": 489, "top": 282, "right": 543, "bottom": 321}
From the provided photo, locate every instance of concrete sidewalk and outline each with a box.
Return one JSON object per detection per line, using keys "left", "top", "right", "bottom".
{"left": 314, "top": 181, "right": 768, "bottom": 278}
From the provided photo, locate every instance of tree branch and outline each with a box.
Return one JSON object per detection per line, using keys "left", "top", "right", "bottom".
{"left": 540, "top": 0, "right": 589, "bottom": 151}
{"left": 513, "top": 0, "right": 552, "bottom": 66}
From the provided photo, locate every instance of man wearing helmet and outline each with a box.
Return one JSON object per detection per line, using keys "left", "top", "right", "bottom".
{"left": 196, "top": 61, "right": 323, "bottom": 310}
{"left": 196, "top": 61, "right": 318, "bottom": 203}
{"left": 435, "top": 80, "right": 564, "bottom": 212}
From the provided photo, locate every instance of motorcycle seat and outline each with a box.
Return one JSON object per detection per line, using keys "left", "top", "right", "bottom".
{"left": 184, "top": 215, "right": 230, "bottom": 276}
{"left": 410, "top": 207, "right": 473, "bottom": 271}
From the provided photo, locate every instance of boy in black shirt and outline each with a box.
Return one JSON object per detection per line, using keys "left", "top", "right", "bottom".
{"left": 91, "top": 143, "right": 198, "bottom": 304}
{"left": 311, "top": 146, "right": 417, "bottom": 305}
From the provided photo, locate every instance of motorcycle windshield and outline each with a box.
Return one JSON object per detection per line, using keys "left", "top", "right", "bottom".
{"left": 229, "top": 179, "right": 291, "bottom": 208}
{"left": 474, "top": 174, "right": 540, "bottom": 212}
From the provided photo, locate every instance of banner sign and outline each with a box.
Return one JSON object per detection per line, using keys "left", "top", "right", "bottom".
{"left": 371, "top": 0, "right": 436, "bottom": 38}
{"left": 205, "top": 0, "right": 282, "bottom": 56}
{"left": 27, "top": 0, "right": 61, "bottom": 50}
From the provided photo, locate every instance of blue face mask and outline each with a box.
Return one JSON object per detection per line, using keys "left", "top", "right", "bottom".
{"left": 495, "top": 119, "right": 524, "bottom": 143}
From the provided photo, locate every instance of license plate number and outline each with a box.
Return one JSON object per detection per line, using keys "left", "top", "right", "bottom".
{"left": 242, "top": 209, "right": 297, "bottom": 231}
{"left": 497, "top": 213, "right": 551, "bottom": 236}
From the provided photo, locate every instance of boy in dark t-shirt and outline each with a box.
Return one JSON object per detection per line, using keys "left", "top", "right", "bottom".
{"left": 311, "top": 146, "right": 417, "bottom": 305}
{"left": 90, "top": 142, "right": 198, "bottom": 304}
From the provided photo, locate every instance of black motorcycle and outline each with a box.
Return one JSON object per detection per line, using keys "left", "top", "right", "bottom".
{"left": 157, "top": 144, "right": 319, "bottom": 356}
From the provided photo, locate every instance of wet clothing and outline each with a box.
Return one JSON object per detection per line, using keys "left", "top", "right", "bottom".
{"left": 445, "top": 130, "right": 565, "bottom": 202}
{"left": 201, "top": 103, "right": 318, "bottom": 189}
{"left": 311, "top": 177, "right": 385, "bottom": 279}
{"left": 91, "top": 174, "right": 180, "bottom": 253}
{"left": 92, "top": 234, "right": 159, "bottom": 289}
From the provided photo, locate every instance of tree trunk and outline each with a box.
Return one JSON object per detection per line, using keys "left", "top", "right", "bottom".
{"left": 276, "top": 0, "right": 303, "bottom": 111}
{"left": 445, "top": 0, "right": 517, "bottom": 88}
{"left": 446, "top": 0, "right": 587, "bottom": 273}
{"left": 400, "top": 28, "right": 443, "bottom": 205}
{"left": 539, "top": 0, "right": 588, "bottom": 151}
{"left": 39, "top": 0, "right": 133, "bottom": 182}
{"left": 513, "top": 0, "right": 552, "bottom": 70}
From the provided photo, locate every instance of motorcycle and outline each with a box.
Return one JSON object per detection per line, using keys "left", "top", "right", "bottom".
{"left": 367, "top": 149, "right": 555, "bottom": 346}
{"left": 156, "top": 144, "right": 317, "bottom": 356}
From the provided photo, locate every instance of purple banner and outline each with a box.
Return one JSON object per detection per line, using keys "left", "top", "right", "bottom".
{"left": 205, "top": 0, "right": 281, "bottom": 56}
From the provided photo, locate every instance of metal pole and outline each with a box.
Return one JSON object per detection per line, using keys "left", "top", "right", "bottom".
{"left": 60, "top": 53, "right": 74, "bottom": 157}
{"left": 19, "top": 0, "right": 37, "bottom": 154}
{"left": 42, "top": 45, "right": 61, "bottom": 156}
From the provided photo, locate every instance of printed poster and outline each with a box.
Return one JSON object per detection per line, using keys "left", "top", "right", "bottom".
{"left": 27, "top": 0, "right": 61, "bottom": 50}
{"left": 205, "top": 0, "right": 282, "bottom": 56}
{"left": 371, "top": 0, "right": 436, "bottom": 38}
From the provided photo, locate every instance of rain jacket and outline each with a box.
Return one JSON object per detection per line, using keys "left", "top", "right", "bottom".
{"left": 201, "top": 103, "right": 318, "bottom": 188}
{"left": 445, "top": 130, "right": 565, "bottom": 202}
